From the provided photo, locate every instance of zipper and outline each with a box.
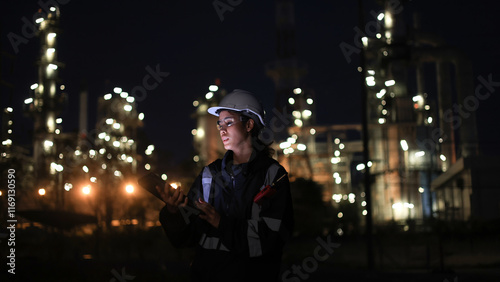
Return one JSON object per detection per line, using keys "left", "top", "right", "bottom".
{"left": 227, "top": 174, "right": 235, "bottom": 213}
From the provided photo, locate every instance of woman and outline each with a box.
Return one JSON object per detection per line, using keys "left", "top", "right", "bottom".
{"left": 157, "top": 89, "right": 294, "bottom": 281}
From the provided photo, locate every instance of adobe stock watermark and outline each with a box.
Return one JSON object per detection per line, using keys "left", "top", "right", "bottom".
{"left": 6, "top": 169, "right": 17, "bottom": 275}
{"left": 8, "top": 0, "right": 72, "bottom": 54}
{"left": 213, "top": 0, "right": 243, "bottom": 22}
{"left": 281, "top": 234, "right": 340, "bottom": 282}
{"left": 109, "top": 267, "right": 135, "bottom": 282}
{"left": 339, "top": 0, "right": 403, "bottom": 64}
{"left": 417, "top": 73, "right": 500, "bottom": 153}
{"left": 129, "top": 64, "right": 170, "bottom": 103}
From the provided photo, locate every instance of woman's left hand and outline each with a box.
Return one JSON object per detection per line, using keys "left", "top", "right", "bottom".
{"left": 195, "top": 198, "right": 220, "bottom": 228}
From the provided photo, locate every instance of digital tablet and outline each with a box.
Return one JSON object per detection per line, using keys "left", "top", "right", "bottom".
{"left": 137, "top": 173, "right": 203, "bottom": 215}
{"left": 137, "top": 172, "right": 166, "bottom": 200}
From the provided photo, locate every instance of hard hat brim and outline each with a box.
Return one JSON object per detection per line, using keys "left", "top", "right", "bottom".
{"left": 208, "top": 106, "right": 265, "bottom": 126}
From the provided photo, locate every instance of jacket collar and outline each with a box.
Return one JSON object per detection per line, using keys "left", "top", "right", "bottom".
{"left": 221, "top": 149, "right": 261, "bottom": 175}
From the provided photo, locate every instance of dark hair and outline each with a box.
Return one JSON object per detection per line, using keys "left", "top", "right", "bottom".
{"left": 240, "top": 114, "right": 275, "bottom": 158}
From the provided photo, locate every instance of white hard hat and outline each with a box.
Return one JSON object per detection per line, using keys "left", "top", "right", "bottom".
{"left": 207, "top": 89, "right": 265, "bottom": 126}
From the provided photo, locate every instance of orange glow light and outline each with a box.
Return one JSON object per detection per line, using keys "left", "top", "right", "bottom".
{"left": 125, "top": 184, "right": 134, "bottom": 194}
{"left": 82, "top": 185, "right": 91, "bottom": 195}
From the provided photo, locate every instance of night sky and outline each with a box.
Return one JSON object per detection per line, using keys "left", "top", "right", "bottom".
{"left": 2, "top": 0, "right": 500, "bottom": 163}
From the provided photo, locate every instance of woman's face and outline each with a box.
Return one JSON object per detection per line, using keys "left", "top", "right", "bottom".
{"left": 217, "top": 110, "right": 252, "bottom": 152}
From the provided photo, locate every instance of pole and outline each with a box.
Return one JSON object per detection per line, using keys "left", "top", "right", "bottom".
{"left": 358, "top": 0, "right": 375, "bottom": 270}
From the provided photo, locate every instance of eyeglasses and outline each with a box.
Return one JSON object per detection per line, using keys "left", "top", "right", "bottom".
{"left": 216, "top": 116, "right": 243, "bottom": 130}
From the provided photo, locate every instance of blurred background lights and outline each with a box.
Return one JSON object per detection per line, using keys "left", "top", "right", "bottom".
{"left": 44, "top": 140, "right": 54, "bottom": 147}
{"left": 332, "top": 194, "right": 342, "bottom": 203}
{"left": 335, "top": 177, "right": 342, "bottom": 184}
{"left": 280, "top": 142, "right": 291, "bottom": 149}
{"left": 125, "top": 184, "right": 134, "bottom": 194}
{"left": 385, "top": 80, "right": 395, "bottom": 86}
{"left": 82, "top": 185, "right": 91, "bottom": 195}
{"left": 337, "top": 228, "right": 344, "bottom": 236}
{"left": 348, "top": 193, "right": 356, "bottom": 203}
{"left": 64, "top": 183, "right": 73, "bottom": 191}
{"left": 361, "top": 36, "right": 368, "bottom": 47}
{"left": 356, "top": 163, "right": 366, "bottom": 171}
{"left": 331, "top": 157, "right": 341, "bottom": 164}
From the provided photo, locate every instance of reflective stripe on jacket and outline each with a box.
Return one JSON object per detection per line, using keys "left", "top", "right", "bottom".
{"left": 159, "top": 150, "right": 293, "bottom": 281}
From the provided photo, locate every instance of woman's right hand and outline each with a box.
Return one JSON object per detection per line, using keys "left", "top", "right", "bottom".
{"left": 156, "top": 183, "right": 188, "bottom": 214}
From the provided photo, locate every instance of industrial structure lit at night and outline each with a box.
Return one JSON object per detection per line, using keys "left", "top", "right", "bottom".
{"left": 191, "top": 0, "right": 500, "bottom": 228}
{"left": 0, "top": 6, "right": 160, "bottom": 230}
{"left": 191, "top": 81, "right": 227, "bottom": 167}
{"left": 1, "top": 1, "right": 498, "bottom": 236}
{"left": 23, "top": 6, "right": 69, "bottom": 210}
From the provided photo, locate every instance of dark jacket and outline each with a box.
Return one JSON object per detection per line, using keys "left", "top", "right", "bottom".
{"left": 159, "top": 150, "right": 294, "bottom": 281}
